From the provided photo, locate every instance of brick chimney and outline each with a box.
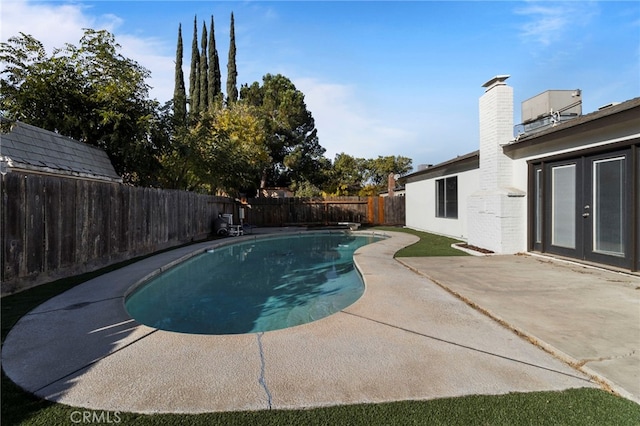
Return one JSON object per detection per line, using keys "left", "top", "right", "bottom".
{"left": 467, "top": 75, "right": 526, "bottom": 254}
{"left": 479, "top": 75, "right": 513, "bottom": 190}
{"left": 387, "top": 173, "right": 396, "bottom": 196}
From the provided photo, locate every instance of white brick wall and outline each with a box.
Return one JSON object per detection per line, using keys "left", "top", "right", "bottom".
{"left": 467, "top": 190, "right": 526, "bottom": 253}
{"left": 479, "top": 83, "right": 514, "bottom": 189}
{"left": 467, "top": 78, "right": 527, "bottom": 254}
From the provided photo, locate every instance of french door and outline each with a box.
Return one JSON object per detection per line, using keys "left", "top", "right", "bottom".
{"left": 532, "top": 148, "right": 633, "bottom": 269}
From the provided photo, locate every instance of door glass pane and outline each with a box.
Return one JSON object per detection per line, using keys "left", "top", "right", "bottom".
{"left": 535, "top": 169, "right": 542, "bottom": 244}
{"left": 593, "top": 157, "right": 625, "bottom": 256}
{"left": 552, "top": 164, "right": 576, "bottom": 248}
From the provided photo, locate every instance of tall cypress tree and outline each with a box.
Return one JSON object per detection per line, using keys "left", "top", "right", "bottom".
{"left": 189, "top": 15, "right": 200, "bottom": 115}
{"left": 226, "top": 12, "right": 238, "bottom": 104}
{"left": 199, "top": 21, "right": 209, "bottom": 112}
{"left": 173, "top": 24, "right": 187, "bottom": 127}
{"left": 208, "top": 15, "right": 221, "bottom": 109}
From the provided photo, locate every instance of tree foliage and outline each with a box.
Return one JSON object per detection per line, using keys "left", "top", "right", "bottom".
{"left": 326, "top": 153, "right": 367, "bottom": 196}
{"left": 169, "top": 103, "right": 267, "bottom": 196}
{"left": 240, "top": 74, "right": 327, "bottom": 192}
{"left": 173, "top": 24, "right": 187, "bottom": 128}
{"left": 324, "top": 153, "right": 412, "bottom": 196}
{"left": 208, "top": 15, "right": 221, "bottom": 108}
{"left": 189, "top": 16, "right": 200, "bottom": 116}
{"left": 2, "top": 17, "right": 414, "bottom": 197}
{"left": 226, "top": 12, "right": 238, "bottom": 104}
{"left": 0, "top": 30, "right": 161, "bottom": 185}
{"left": 198, "top": 22, "right": 209, "bottom": 113}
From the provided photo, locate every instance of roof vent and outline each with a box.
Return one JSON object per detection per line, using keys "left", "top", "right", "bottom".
{"left": 598, "top": 102, "right": 621, "bottom": 110}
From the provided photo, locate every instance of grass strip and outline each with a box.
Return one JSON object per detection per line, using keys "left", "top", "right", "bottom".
{"left": 2, "top": 387, "right": 639, "bottom": 426}
{"left": 373, "top": 226, "right": 469, "bottom": 257}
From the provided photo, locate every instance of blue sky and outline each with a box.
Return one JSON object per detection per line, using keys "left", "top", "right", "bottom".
{"left": 2, "top": 1, "right": 639, "bottom": 169}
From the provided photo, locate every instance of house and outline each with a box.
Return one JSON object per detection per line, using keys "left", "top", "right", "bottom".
{"left": 380, "top": 173, "right": 406, "bottom": 197}
{"left": 259, "top": 187, "right": 295, "bottom": 198}
{"left": 403, "top": 75, "right": 640, "bottom": 271}
{"left": 0, "top": 120, "right": 121, "bottom": 183}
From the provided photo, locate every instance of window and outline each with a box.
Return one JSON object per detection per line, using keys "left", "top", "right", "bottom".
{"left": 436, "top": 176, "right": 458, "bottom": 218}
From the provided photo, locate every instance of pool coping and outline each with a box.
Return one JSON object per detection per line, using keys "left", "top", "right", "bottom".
{"left": 2, "top": 229, "right": 599, "bottom": 413}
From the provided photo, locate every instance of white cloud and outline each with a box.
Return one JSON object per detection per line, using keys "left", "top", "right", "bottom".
{"left": 1, "top": 0, "right": 174, "bottom": 103}
{"left": 1, "top": 1, "right": 479, "bottom": 166}
{"left": 515, "top": 1, "right": 598, "bottom": 47}
{"left": 116, "top": 34, "right": 175, "bottom": 103}
{"left": 293, "top": 77, "right": 418, "bottom": 162}
{"left": 516, "top": 4, "right": 568, "bottom": 46}
{"left": 1, "top": 1, "right": 117, "bottom": 51}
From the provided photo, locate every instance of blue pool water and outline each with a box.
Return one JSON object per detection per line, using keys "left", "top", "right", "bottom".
{"left": 125, "top": 232, "right": 384, "bottom": 335}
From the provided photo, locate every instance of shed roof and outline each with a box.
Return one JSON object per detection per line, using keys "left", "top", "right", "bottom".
{"left": 0, "top": 120, "right": 121, "bottom": 183}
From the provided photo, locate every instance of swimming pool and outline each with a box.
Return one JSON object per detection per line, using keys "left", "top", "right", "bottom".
{"left": 125, "top": 232, "right": 384, "bottom": 334}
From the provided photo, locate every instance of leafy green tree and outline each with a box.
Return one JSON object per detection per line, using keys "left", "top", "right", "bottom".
{"left": 192, "top": 103, "right": 270, "bottom": 195}
{"left": 189, "top": 16, "right": 200, "bottom": 115}
{"left": 199, "top": 21, "right": 209, "bottom": 113}
{"left": 0, "top": 30, "right": 161, "bottom": 185}
{"left": 208, "top": 15, "right": 222, "bottom": 108}
{"left": 155, "top": 120, "right": 203, "bottom": 190}
{"left": 325, "top": 153, "right": 367, "bottom": 195}
{"left": 289, "top": 179, "right": 325, "bottom": 197}
{"left": 226, "top": 12, "right": 238, "bottom": 104}
{"left": 364, "top": 155, "right": 413, "bottom": 190}
{"left": 1, "top": 33, "right": 86, "bottom": 135}
{"left": 240, "top": 74, "right": 326, "bottom": 192}
{"left": 322, "top": 154, "right": 412, "bottom": 196}
{"left": 173, "top": 24, "right": 187, "bottom": 128}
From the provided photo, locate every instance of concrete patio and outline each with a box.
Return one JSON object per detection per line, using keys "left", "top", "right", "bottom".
{"left": 2, "top": 229, "right": 637, "bottom": 414}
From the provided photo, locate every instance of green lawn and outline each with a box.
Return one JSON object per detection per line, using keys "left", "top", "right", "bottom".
{"left": 2, "top": 231, "right": 639, "bottom": 425}
{"left": 373, "top": 226, "right": 469, "bottom": 257}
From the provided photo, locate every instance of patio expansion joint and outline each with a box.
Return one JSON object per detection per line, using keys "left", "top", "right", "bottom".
{"left": 340, "top": 310, "right": 593, "bottom": 383}
{"left": 32, "top": 328, "right": 158, "bottom": 395}
{"left": 256, "top": 332, "right": 273, "bottom": 410}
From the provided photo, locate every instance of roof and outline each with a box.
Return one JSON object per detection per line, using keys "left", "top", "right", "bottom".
{"left": 402, "top": 150, "right": 479, "bottom": 184}
{"left": 0, "top": 120, "right": 121, "bottom": 183}
{"left": 504, "top": 96, "right": 640, "bottom": 152}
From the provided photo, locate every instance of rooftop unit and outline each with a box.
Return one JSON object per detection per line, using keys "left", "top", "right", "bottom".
{"left": 514, "top": 89, "right": 582, "bottom": 138}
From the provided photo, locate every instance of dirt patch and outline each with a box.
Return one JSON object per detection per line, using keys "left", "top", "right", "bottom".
{"left": 456, "top": 243, "right": 495, "bottom": 254}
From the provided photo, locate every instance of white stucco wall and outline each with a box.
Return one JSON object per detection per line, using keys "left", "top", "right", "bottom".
{"left": 405, "top": 168, "right": 480, "bottom": 240}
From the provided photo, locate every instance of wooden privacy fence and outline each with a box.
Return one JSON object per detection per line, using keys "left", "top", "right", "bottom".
{"left": 1, "top": 172, "right": 405, "bottom": 294}
{"left": 245, "top": 196, "right": 405, "bottom": 227}
{"left": 1, "top": 172, "right": 236, "bottom": 294}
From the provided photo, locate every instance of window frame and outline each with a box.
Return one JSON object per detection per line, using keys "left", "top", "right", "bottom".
{"left": 435, "top": 176, "right": 458, "bottom": 219}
